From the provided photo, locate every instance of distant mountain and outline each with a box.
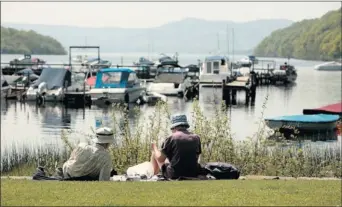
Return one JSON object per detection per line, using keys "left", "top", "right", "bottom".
{"left": 2, "top": 18, "right": 293, "bottom": 54}
{"left": 1, "top": 26, "right": 66, "bottom": 55}
{"left": 254, "top": 8, "right": 342, "bottom": 61}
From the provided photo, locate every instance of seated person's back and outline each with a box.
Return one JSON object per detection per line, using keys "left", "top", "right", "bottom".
{"left": 161, "top": 129, "right": 201, "bottom": 178}
{"left": 62, "top": 127, "right": 114, "bottom": 181}
{"left": 151, "top": 114, "right": 201, "bottom": 179}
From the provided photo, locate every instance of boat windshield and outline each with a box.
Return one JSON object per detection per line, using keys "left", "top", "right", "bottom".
{"left": 102, "top": 71, "right": 122, "bottom": 84}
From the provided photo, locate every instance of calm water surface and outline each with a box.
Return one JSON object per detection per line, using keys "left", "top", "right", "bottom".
{"left": 1, "top": 53, "right": 341, "bottom": 159}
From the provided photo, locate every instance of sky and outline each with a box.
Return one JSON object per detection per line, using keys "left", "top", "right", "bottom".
{"left": 1, "top": 1, "right": 341, "bottom": 28}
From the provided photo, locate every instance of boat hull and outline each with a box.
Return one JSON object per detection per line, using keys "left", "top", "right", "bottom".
{"left": 266, "top": 119, "right": 338, "bottom": 132}
{"left": 26, "top": 88, "right": 64, "bottom": 102}
{"left": 199, "top": 73, "right": 231, "bottom": 86}
{"left": 314, "top": 62, "right": 342, "bottom": 71}
{"left": 265, "top": 114, "right": 340, "bottom": 132}
{"left": 88, "top": 87, "right": 146, "bottom": 104}
{"left": 147, "top": 83, "right": 184, "bottom": 96}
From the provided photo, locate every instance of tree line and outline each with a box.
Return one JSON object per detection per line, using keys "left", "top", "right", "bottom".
{"left": 254, "top": 8, "right": 341, "bottom": 61}
{"left": 1, "top": 26, "right": 67, "bottom": 55}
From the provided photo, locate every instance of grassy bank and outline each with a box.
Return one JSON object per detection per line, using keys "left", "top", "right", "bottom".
{"left": 1, "top": 99, "right": 341, "bottom": 178}
{"left": 1, "top": 179, "right": 341, "bottom": 206}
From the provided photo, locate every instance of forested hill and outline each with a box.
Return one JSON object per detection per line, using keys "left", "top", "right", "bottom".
{"left": 1, "top": 27, "right": 67, "bottom": 55}
{"left": 254, "top": 8, "right": 342, "bottom": 61}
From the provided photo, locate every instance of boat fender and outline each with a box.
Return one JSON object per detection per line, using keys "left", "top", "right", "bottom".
{"left": 52, "top": 94, "right": 57, "bottom": 102}
{"left": 36, "top": 95, "right": 44, "bottom": 106}
{"left": 124, "top": 93, "right": 129, "bottom": 104}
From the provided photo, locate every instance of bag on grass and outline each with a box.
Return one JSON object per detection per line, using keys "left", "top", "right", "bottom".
{"left": 203, "top": 162, "right": 240, "bottom": 180}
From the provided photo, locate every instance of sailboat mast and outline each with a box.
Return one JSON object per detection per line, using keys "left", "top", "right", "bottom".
{"left": 232, "top": 28, "right": 235, "bottom": 62}
{"left": 226, "top": 25, "right": 229, "bottom": 57}
{"left": 217, "top": 33, "right": 220, "bottom": 53}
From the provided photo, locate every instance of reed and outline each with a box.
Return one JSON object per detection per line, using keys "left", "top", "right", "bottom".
{"left": 1, "top": 98, "right": 341, "bottom": 178}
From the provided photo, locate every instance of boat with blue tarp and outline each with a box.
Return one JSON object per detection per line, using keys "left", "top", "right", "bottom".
{"left": 265, "top": 114, "right": 340, "bottom": 132}
{"left": 87, "top": 68, "right": 146, "bottom": 105}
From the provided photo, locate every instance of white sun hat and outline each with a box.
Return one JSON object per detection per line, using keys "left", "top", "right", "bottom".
{"left": 93, "top": 127, "right": 114, "bottom": 144}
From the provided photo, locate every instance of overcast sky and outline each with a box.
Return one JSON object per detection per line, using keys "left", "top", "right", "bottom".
{"left": 1, "top": 2, "right": 341, "bottom": 28}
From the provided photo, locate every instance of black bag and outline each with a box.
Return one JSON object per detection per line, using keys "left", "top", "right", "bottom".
{"left": 203, "top": 162, "right": 240, "bottom": 180}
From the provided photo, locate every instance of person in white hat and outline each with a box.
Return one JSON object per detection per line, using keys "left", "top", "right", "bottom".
{"left": 62, "top": 127, "right": 115, "bottom": 181}
{"left": 150, "top": 114, "right": 202, "bottom": 179}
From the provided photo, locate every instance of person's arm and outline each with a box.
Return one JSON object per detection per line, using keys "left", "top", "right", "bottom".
{"left": 152, "top": 142, "right": 167, "bottom": 163}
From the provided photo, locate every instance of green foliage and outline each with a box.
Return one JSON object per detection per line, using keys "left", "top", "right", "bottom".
{"left": 1, "top": 99, "right": 341, "bottom": 178}
{"left": 1, "top": 26, "right": 66, "bottom": 55}
{"left": 254, "top": 8, "right": 342, "bottom": 61}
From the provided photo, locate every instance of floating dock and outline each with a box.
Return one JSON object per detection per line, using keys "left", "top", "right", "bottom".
{"left": 222, "top": 73, "right": 257, "bottom": 106}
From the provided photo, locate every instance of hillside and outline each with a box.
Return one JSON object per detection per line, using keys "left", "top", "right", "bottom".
{"left": 1, "top": 18, "right": 293, "bottom": 54}
{"left": 254, "top": 8, "right": 342, "bottom": 61}
{"left": 1, "top": 27, "right": 67, "bottom": 55}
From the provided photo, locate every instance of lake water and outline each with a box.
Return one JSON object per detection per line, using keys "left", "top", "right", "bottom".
{"left": 1, "top": 53, "right": 341, "bottom": 161}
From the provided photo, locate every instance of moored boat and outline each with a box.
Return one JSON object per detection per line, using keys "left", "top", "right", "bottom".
{"left": 314, "top": 61, "right": 342, "bottom": 71}
{"left": 25, "top": 68, "right": 72, "bottom": 102}
{"left": 303, "top": 102, "right": 342, "bottom": 116}
{"left": 265, "top": 114, "right": 340, "bottom": 132}
{"left": 199, "top": 55, "right": 232, "bottom": 86}
{"left": 270, "top": 62, "right": 297, "bottom": 84}
{"left": 147, "top": 66, "right": 192, "bottom": 97}
{"left": 87, "top": 68, "right": 146, "bottom": 105}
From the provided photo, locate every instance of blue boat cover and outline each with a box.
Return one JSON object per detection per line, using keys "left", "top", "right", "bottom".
{"left": 265, "top": 114, "right": 340, "bottom": 123}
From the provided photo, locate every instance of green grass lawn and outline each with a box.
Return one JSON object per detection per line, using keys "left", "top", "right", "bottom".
{"left": 1, "top": 179, "right": 341, "bottom": 206}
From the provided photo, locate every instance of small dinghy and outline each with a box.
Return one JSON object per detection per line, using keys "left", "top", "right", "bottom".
{"left": 303, "top": 102, "right": 342, "bottom": 116}
{"left": 265, "top": 114, "right": 340, "bottom": 132}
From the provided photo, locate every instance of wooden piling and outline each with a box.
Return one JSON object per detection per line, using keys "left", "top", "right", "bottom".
{"left": 232, "top": 89, "right": 237, "bottom": 105}
{"left": 245, "top": 89, "right": 250, "bottom": 105}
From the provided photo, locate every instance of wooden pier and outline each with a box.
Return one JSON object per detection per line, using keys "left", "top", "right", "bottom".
{"left": 222, "top": 72, "right": 257, "bottom": 106}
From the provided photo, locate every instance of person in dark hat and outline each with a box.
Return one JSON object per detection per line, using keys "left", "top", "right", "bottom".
{"left": 150, "top": 114, "right": 202, "bottom": 179}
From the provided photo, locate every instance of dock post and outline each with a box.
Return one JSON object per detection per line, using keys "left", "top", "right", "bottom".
{"left": 232, "top": 89, "right": 237, "bottom": 105}
{"left": 250, "top": 86, "right": 256, "bottom": 105}
{"left": 222, "top": 79, "right": 226, "bottom": 101}
{"left": 222, "top": 79, "right": 230, "bottom": 106}
{"left": 245, "top": 89, "right": 250, "bottom": 106}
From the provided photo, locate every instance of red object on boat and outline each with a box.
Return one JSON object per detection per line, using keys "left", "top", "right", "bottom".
{"left": 303, "top": 102, "right": 342, "bottom": 116}
{"left": 86, "top": 76, "right": 109, "bottom": 86}
{"left": 86, "top": 76, "right": 96, "bottom": 86}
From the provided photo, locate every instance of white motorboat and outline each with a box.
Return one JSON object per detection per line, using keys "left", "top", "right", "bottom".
{"left": 147, "top": 66, "right": 192, "bottom": 97}
{"left": 199, "top": 55, "right": 232, "bottom": 86}
{"left": 87, "top": 68, "right": 146, "bottom": 105}
{"left": 25, "top": 68, "right": 72, "bottom": 102}
{"left": 314, "top": 61, "right": 342, "bottom": 71}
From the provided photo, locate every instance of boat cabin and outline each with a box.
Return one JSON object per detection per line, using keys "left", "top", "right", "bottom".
{"left": 202, "top": 55, "right": 231, "bottom": 75}
{"left": 94, "top": 68, "right": 139, "bottom": 89}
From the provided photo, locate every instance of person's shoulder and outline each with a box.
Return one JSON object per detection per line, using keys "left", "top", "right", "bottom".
{"left": 76, "top": 142, "right": 90, "bottom": 149}
{"left": 96, "top": 150, "right": 111, "bottom": 160}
